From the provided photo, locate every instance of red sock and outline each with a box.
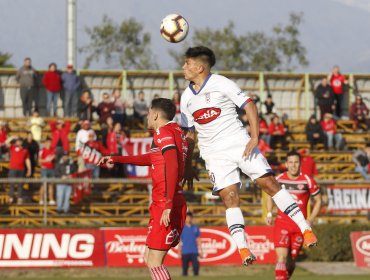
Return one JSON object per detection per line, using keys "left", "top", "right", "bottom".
{"left": 275, "top": 262, "right": 288, "bottom": 280}
{"left": 149, "top": 265, "right": 171, "bottom": 280}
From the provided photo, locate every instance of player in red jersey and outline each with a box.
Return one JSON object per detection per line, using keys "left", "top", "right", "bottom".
{"left": 98, "top": 98, "right": 187, "bottom": 280}
{"left": 266, "top": 151, "right": 322, "bottom": 280}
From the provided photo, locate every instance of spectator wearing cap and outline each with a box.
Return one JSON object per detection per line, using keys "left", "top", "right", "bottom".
{"left": 27, "top": 110, "right": 45, "bottom": 143}
{"left": 179, "top": 212, "right": 202, "bottom": 276}
{"left": 321, "top": 113, "right": 345, "bottom": 151}
{"left": 97, "top": 92, "right": 115, "bottom": 124}
{"left": 78, "top": 90, "right": 96, "bottom": 121}
{"left": 50, "top": 119, "right": 71, "bottom": 158}
{"left": 42, "top": 63, "right": 62, "bottom": 117}
{"left": 350, "top": 95, "right": 369, "bottom": 131}
{"left": 328, "top": 65, "right": 348, "bottom": 118}
{"left": 39, "top": 138, "right": 56, "bottom": 205}
{"left": 6, "top": 136, "right": 31, "bottom": 204}
{"left": 61, "top": 64, "right": 80, "bottom": 117}
{"left": 55, "top": 152, "right": 77, "bottom": 214}
{"left": 75, "top": 120, "right": 95, "bottom": 171}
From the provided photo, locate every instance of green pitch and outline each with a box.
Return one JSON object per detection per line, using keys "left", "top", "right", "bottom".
{"left": 3, "top": 266, "right": 369, "bottom": 280}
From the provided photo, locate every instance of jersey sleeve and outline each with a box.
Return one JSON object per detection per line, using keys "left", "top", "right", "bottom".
{"left": 180, "top": 93, "right": 194, "bottom": 129}
{"left": 223, "top": 78, "right": 252, "bottom": 109}
{"left": 154, "top": 127, "right": 177, "bottom": 154}
{"left": 306, "top": 175, "right": 320, "bottom": 196}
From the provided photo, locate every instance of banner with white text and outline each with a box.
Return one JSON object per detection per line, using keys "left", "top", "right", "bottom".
{"left": 326, "top": 185, "right": 370, "bottom": 211}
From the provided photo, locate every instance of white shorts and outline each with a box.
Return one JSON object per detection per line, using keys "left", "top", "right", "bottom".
{"left": 203, "top": 144, "right": 273, "bottom": 194}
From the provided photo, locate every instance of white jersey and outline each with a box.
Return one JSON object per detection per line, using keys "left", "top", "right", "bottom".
{"left": 180, "top": 74, "right": 251, "bottom": 157}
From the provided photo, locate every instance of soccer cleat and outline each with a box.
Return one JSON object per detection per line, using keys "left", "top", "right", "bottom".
{"left": 239, "top": 248, "right": 256, "bottom": 266}
{"left": 303, "top": 229, "right": 318, "bottom": 248}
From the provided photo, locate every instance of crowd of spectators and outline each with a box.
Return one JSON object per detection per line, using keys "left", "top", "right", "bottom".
{"left": 1, "top": 60, "right": 370, "bottom": 207}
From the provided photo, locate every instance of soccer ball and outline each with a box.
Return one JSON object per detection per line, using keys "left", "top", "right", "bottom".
{"left": 160, "top": 14, "right": 189, "bottom": 43}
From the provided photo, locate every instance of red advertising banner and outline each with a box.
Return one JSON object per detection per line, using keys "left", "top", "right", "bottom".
{"left": 351, "top": 231, "right": 370, "bottom": 268}
{"left": 0, "top": 229, "right": 105, "bottom": 268}
{"left": 103, "top": 226, "right": 275, "bottom": 267}
{"left": 124, "top": 137, "right": 152, "bottom": 178}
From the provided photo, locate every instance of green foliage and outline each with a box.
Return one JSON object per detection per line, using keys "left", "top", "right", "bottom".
{"left": 304, "top": 223, "right": 370, "bottom": 262}
{"left": 170, "top": 12, "right": 308, "bottom": 71}
{"left": 0, "top": 52, "right": 14, "bottom": 68}
{"left": 80, "top": 15, "right": 158, "bottom": 70}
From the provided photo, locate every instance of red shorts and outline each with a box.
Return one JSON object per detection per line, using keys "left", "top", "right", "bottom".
{"left": 146, "top": 195, "right": 187, "bottom": 251}
{"left": 273, "top": 219, "right": 303, "bottom": 259}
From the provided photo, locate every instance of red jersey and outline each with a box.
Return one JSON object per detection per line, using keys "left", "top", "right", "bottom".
{"left": 275, "top": 172, "right": 320, "bottom": 226}
{"left": 0, "top": 128, "right": 6, "bottom": 145}
{"left": 150, "top": 122, "right": 187, "bottom": 205}
{"left": 268, "top": 122, "right": 285, "bottom": 136}
{"left": 330, "top": 74, "right": 346, "bottom": 94}
{"left": 321, "top": 119, "right": 336, "bottom": 134}
{"left": 39, "top": 147, "right": 55, "bottom": 169}
{"left": 9, "top": 145, "right": 29, "bottom": 170}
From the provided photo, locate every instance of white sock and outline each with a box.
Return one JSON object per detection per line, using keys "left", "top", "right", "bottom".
{"left": 272, "top": 189, "right": 311, "bottom": 233}
{"left": 226, "top": 207, "right": 248, "bottom": 250}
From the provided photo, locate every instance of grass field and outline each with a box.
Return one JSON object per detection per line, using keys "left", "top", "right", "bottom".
{"left": 1, "top": 265, "right": 369, "bottom": 280}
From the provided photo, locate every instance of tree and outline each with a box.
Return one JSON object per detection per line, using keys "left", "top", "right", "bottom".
{"left": 170, "top": 12, "right": 308, "bottom": 72}
{"left": 80, "top": 15, "right": 158, "bottom": 70}
{"left": 0, "top": 52, "right": 14, "bottom": 68}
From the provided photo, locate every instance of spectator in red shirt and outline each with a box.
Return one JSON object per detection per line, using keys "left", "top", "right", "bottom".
{"left": 39, "top": 138, "right": 56, "bottom": 205}
{"left": 320, "top": 113, "right": 344, "bottom": 150}
{"left": 298, "top": 148, "right": 318, "bottom": 178}
{"left": 97, "top": 92, "right": 115, "bottom": 124}
{"left": 0, "top": 121, "right": 9, "bottom": 159}
{"left": 350, "top": 95, "right": 369, "bottom": 131}
{"left": 78, "top": 131, "right": 110, "bottom": 178}
{"left": 328, "top": 65, "right": 348, "bottom": 118}
{"left": 259, "top": 115, "right": 271, "bottom": 146}
{"left": 50, "top": 119, "right": 71, "bottom": 158}
{"left": 7, "top": 136, "right": 31, "bottom": 204}
{"left": 268, "top": 115, "right": 287, "bottom": 150}
{"left": 106, "top": 122, "right": 129, "bottom": 155}
{"left": 42, "top": 63, "right": 62, "bottom": 117}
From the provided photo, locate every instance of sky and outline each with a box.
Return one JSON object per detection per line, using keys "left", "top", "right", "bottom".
{"left": 1, "top": 0, "right": 370, "bottom": 72}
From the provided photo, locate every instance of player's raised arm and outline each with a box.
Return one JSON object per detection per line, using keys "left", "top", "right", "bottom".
{"left": 243, "top": 101, "right": 260, "bottom": 158}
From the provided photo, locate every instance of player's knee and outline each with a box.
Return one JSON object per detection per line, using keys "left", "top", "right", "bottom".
{"left": 221, "top": 190, "right": 240, "bottom": 208}
{"left": 259, "top": 176, "right": 280, "bottom": 196}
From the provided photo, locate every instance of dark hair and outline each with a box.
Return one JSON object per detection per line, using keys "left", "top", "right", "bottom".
{"left": 185, "top": 46, "right": 216, "bottom": 68}
{"left": 286, "top": 150, "right": 301, "bottom": 161}
{"left": 186, "top": 212, "right": 193, "bottom": 217}
{"left": 48, "top": 62, "right": 57, "bottom": 69}
{"left": 151, "top": 98, "right": 176, "bottom": 121}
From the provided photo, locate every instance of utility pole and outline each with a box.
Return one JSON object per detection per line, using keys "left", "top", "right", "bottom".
{"left": 66, "top": 0, "right": 77, "bottom": 67}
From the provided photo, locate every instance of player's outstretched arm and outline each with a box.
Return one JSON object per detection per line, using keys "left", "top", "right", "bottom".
{"left": 182, "top": 129, "right": 199, "bottom": 190}
{"left": 243, "top": 102, "right": 259, "bottom": 158}
{"left": 97, "top": 154, "right": 152, "bottom": 167}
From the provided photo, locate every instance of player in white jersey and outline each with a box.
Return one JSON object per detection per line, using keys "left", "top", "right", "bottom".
{"left": 180, "top": 46, "right": 318, "bottom": 266}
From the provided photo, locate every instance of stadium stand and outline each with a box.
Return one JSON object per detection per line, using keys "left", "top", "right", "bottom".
{"left": 0, "top": 69, "right": 369, "bottom": 226}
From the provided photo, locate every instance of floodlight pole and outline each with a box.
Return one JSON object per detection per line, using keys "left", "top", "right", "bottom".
{"left": 67, "top": 0, "right": 77, "bottom": 67}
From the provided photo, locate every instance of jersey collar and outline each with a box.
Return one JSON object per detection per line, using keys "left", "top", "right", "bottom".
{"left": 189, "top": 73, "right": 212, "bottom": 95}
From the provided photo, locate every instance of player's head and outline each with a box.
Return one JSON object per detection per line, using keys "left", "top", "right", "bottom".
{"left": 183, "top": 46, "right": 216, "bottom": 81}
{"left": 148, "top": 98, "right": 176, "bottom": 129}
{"left": 285, "top": 150, "right": 301, "bottom": 177}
